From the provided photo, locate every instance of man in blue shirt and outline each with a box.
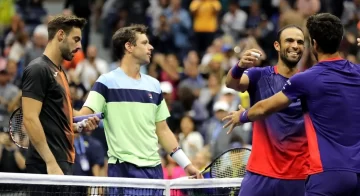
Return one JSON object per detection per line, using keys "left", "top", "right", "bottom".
{"left": 224, "top": 13, "right": 360, "bottom": 196}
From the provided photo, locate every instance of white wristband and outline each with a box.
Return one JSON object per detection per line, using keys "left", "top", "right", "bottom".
{"left": 171, "top": 149, "right": 191, "bottom": 169}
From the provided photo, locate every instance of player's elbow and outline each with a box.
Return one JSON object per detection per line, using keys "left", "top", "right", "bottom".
{"left": 23, "top": 113, "right": 38, "bottom": 127}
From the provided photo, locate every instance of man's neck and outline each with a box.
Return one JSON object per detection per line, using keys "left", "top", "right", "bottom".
{"left": 317, "top": 52, "right": 341, "bottom": 62}
{"left": 277, "top": 60, "right": 298, "bottom": 78}
{"left": 43, "top": 42, "right": 63, "bottom": 68}
{"left": 120, "top": 56, "right": 141, "bottom": 79}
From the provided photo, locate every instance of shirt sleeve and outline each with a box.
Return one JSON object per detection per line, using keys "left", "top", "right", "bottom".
{"left": 156, "top": 95, "right": 170, "bottom": 123}
{"left": 282, "top": 72, "right": 309, "bottom": 102}
{"left": 21, "top": 65, "right": 50, "bottom": 102}
{"left": 83, "top": 75, "right": 107, "bottom": 113}
{"left": 243, "top": 67, "right": 262, "bottom": 91}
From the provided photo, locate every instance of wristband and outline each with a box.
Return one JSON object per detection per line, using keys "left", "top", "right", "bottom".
{"left": 231, "top": 63, "right": 247, "bottom": 79}
{"left": 239, "top": 110, "right": 252, "bottom": 123}
{"left": 170, "top": 148, "right": 191, "bottom": 169}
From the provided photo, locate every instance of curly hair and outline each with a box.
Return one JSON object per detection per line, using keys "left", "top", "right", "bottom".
{"left": 112, "top": 24, "right": 148, "bottom": 60}
{"left": 47, "top": 15, "right": 87, "bottom": 40}
{"left": 306, "top": 13, "right": 343, "bottom": 54}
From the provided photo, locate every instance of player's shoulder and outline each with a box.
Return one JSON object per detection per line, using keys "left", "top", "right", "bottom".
{"left": 245, "top": 65, "right": 274, "bottom": 75}
{"left": 140, "top": 73, "right": 162, "bottom": 93}
{"left": 24, "top": 56, "right": 52, "bottom": 75}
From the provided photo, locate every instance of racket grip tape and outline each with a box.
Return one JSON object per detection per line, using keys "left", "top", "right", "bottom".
{"left": 73, "top": 113, "right": 104, "bottom": 123}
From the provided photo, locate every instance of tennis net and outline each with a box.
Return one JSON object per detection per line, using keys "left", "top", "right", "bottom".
{"left": 0, "top": 172, "right": 243, "bottom": 196}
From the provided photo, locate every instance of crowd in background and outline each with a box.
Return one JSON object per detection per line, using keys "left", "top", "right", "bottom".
{"left": 0, "top": 0, "right": 359, "bottom": 179}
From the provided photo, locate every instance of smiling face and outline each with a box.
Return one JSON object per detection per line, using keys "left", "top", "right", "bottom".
{"left": 59, "top": 27, "right": 82, "bottom": 61}
{"left": 275, "top": 27, "right": 305, "bottom": 68}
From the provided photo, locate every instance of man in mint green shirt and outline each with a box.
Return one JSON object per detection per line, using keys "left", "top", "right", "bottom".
{"left": 80, "top": 24, "right": 201, "bottom": 195}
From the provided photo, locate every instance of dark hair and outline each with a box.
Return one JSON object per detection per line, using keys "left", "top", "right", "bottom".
{"left": 276, "top": 25, "right": 304, "bottom": 43}
{"left": 306, "top": 13, "right": 343, "bottom": 54}
{"left": 47, "top": 15, "right": 87, "bottom": 40}
{"left": 112, "top": 24, "right": 148, "bottom": 60}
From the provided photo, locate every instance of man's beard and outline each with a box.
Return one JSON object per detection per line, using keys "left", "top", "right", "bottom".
{"left": 60, "top": 41, "right": 73, "bottom": 61}
{"left": 280, "top": 51, "right": 300, "bottom": 68}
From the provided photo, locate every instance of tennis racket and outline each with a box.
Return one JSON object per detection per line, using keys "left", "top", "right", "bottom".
{"left": 200, "top": 147, "right": 251, "bottom": 178}
{"left": 178, "top": 147, "right": 251, "bottom": 180}
{"left": 8, "top": 107, "right": 104, "bottom": 149}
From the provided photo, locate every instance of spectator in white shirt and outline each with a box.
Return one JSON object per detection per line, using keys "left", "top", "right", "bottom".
{"left": 222, "top": 1, "right": 248, "bottom": 41}
{"left": 178, "top": 115, "right": 204, "bottom": 160}
{"left": 72, "top": 45, "right": 108, "bottom": 91}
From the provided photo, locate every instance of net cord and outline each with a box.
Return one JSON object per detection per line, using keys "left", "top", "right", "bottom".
{"left": 0, "top": 172, "right": 242, "bottom": 189}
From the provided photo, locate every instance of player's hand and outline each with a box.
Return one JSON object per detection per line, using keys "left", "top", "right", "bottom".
{"left": 238, "top": 49, "right": 262, "bottom": 68}
{"left": 83, "top": 116, "right": 101, "bottom": 132}
{"left": 46, "top": 162, "right": 64, "bottom": 175}
{"left": 185, "top": 164, "right": 203, "bottom": 179}
{"left": 357, "top": 38, "right": 360, "bottom": 46}
{"left": 222, "top": 105, "right": 246, "bottom": 134}
{"left": 74, "top": 116, "right": 101, "bottom": 133}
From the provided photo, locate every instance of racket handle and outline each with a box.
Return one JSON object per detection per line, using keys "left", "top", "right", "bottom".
{"left": 73, "top": 113, "right": 104, "bottom": 123}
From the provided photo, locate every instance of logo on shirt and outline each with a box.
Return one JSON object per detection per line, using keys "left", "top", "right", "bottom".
{"left": 53, "top": 72, "right": 58, "bottom": 77}
{"left": 148, "top": 93, "right": 153, "bottom": 99}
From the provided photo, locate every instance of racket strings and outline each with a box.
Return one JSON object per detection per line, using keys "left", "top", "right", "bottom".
{"left": 9, "top": 110, "right": 28, "bottom": 148}
{"left": 210, "top": 149, "right": 251, "bottom": 178}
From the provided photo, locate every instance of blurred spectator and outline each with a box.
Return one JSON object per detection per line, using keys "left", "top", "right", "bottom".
{"left": 162, "top": 154, "right": 186, "bottom": 179}
{"left": 4, "top": 15, "right": 25, "bottom": 50}
{"left": 20, "top": 0, "right": 47, "bottom": 34}
{"left": 190, "top": 0, "right": 222, "bottom": 56}
{"left": 178, "top": 116, "right": 204, "bottom": 159}
{"left": 160, "top": 81, "right": 175, "bottom": 108}
{"left": 23, "top": 25, "right": 48, "bottom": 67}
{"left": 221, "top": 1, "right": 248, "bottom": 41}
{"left": 164, "top": 0, "right": 192, "bottom": 59}
{"left": 170, "top": 86, "right": 208, "bottom": 131}
{"left": 62, "top": 50, "right": 85, "bottom": 70}
{"left": 0, "top": 0, "right": 16, "bottom": 42}
{"left": 71, "top": 45, "right": 108, "bottom": 91}
{"left": 151, "top": 14, "right": 176, "bottom": 54}
{"left": 8, "top": 31, "right": 31, "bottom": 64}
{"left": 0, "top": 68, "right": 20, "bottom": 130}
{"left": 0, "top": 132, "right": 26, "bottom": 173}
{"left": 198, "top": 72, "right": 222, "bottom": 117}
{"left": 7, "top": 59, "right": 21, "bottom": 87}
{"left": 217, "top": 85, "right": 240, "bottom": 112}
{"left": 64, "top": 0, "right": 93, "bottom": 54}
{"left": 73, "top": 133, "right": 105, "bottom": 177}
{"left": 178, "top": 52, "right": 206, "bottom": 97}
{"left": 192, "top": 147, "right": 211, "bottom": 171}
{"left": 203, "top": 100, "right": 248, "bottom": 159}
{"left": 147, "top": 0, "right": 170, "bottom": 32}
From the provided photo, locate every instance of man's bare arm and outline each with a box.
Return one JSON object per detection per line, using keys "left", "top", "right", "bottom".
{"left": 22, "top": 97, "right": 57, "bottom": 165}
{"left": 156, "top": 120, "right": 202, "bottom": 178}
{"left": 248, "top": 92, "right": 292, "bottom": 121}
{"left": 155, "top": 120, "right": 180, "bottom": 154}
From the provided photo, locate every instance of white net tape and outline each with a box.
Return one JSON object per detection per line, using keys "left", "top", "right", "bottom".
{"left": 0, "top": 172, "right": 243, "bottom": 196}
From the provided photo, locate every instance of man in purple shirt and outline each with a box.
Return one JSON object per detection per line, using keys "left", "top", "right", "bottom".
{"left": 223, "top": 13, "right": 360, "bottom": 196}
